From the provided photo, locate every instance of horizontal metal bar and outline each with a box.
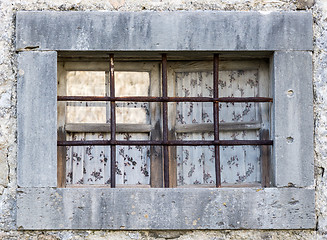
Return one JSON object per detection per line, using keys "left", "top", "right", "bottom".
{"left": 65, "top": 123, "right": 152, "bottom": 133}
{"left": 57, "top": 139, "right": 273, "bottom": 146}
{"left": 58, "top": 96, "right": 273, "bottom": 103}
{"left": 67, "top": 102, "right": 146, "bottom": 108}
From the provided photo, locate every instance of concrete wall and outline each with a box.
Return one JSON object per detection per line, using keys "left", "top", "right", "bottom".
{"left": 0, "top": 0, "right": 325, "bottom": 239}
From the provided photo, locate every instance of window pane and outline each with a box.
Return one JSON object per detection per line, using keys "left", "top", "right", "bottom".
{"left": 176, "top": 71, "right": 213, "bottom": 97}
{"left": 66, "top": 102, "right": 107, "bottom": 123}
{"left": 115, "top": 71, "right": 150, "bottom": 97}
{"left": 67, "top": 71, "right": 106, "bottom": 96}
{"left": 176, "top": 133, "right": 215, "bottom": 186}
{"left": 115, "top": 72, "right": 150, "bottom": 124}
{"left": 65, "top": 132, "right": 151, "bottom": 186}
{"left": 66, "top": 71, "right": 107, "bottom": 123}
{"left": 220, "top": 145, "right": 261, "bottom": 184}
{"left": 175, "top": 68, "right": 269, "bottom": 186}
{"left": 218, "top": 70, "right": 259, "bottom": 98}
{"left": 66, "top": 132, "right": 111, "bottom": 185}
{"left": 116, "top": 102, "right": 150, "bottom": 124}
{"left": 116, "top": 133, "right": 150, "bottom": 186}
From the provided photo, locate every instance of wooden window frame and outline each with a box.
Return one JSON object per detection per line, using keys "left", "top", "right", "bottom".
{"left": 57, "top": 54, "right": 273, "bottom": 188}
{"left": 58, "top": 60, "right": 160, "bottom": 188}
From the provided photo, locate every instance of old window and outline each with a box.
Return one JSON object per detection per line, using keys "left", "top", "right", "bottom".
{"left": 16, "top": 11, "right": 314, "bottom": 230}
{"left": 57, "top": 53, "right": 272, "bottom": 188}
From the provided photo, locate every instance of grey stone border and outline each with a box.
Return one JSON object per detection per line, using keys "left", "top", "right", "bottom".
{"left": 17, "top": 51, "right": 57, "bottom": 188}
{"left": 16, "top": 11, "right": 314, "bottom": 230}
{"left": 17, "top": 188, "right": 315, "bottom": 230}
{"left": 272, "top": 51, "right": 314, "bottom": 187}
{"left": 16, "top": 11, "right": 312, "bottom": 51}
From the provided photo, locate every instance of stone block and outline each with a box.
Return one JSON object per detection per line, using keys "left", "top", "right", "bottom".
{"left": 17, "top": 187, "right": 315, "bottom": 230}
{"left": 273, "top": 51, "right": 314, "bottom": 187}
{"left": 17, "top": 51, "right": 57, "bottom": 187}
{"left": 16, "top": 11, "right": 312, "bottom": 51}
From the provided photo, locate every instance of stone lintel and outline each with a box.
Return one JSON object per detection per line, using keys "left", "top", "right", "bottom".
{"left": 16, "top": 11, "right": 313, "bottom": 51}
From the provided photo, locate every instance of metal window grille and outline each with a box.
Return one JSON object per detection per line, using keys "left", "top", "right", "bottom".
{"left": 57, "top": 54, "right": 273, "bottom": 188}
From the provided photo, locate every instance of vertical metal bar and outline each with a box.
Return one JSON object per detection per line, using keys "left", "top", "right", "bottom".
{"left": 105, "top": 72, "right": 110, "bottom": 123}
{"left": 213, "top": 54, "right": 221, "bottom": 187}
{"left": 109, "top": 54, "right": 116, "bottom": 188}
{"left": 162, "top": 54, "right": 169, "bottom": 188}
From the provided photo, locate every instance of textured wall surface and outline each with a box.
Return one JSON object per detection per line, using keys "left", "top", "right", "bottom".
{"left": 0, "top": 0, "right": 324, "bottom": 239}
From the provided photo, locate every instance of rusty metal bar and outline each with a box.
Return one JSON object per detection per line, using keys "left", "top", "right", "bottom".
{"left": 57, "top": 139, "right": 273, "bottom": 146}
{"left": 213, "top": 54, "right": 221, "bottom": 188}
{"left": 109, "top": 54, "right": 116, "bottom": 188}
{"left": 58, "top": 96, "right": 273, "bottom": 103}
{"left": 162, "top": 54, "right": 169, "bottom": 188}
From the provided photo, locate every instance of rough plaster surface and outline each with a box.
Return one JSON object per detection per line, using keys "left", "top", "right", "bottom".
{"left": 0, "top": 0, "right": 323, "bottom": 239}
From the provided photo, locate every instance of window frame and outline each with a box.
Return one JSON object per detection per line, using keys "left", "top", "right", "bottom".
{"left": 16, "top": 11, "right": 314, "bottom": 230}
{"left": 58, "top": 60, "right": 161, "bottom": 188}
{"left": 58, "top": 57, "right": 272, "bottom": 189}
{"left": 167, "top": 58, "right": 271, "bottom": 187}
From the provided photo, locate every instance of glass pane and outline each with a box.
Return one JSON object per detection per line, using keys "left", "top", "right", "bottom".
{"left": 220, "top": 145, "right": 261, "bottom": 184}
{"left": 116, "top": 133, "right": 150, "bottom": 186}
{"left": 115, "top": 72, "right": 151, "bottom": 124}
{"left": 218, "top": 70, "right": 259, "bottom": 98}
{"left": 66, "top": 71, "right": 107, "bottom": 123}
{"left": 176, "top": 71, "right": 213, "bottom": 97}
{"left": 116, "top": 102, "right": 150, "bottom": 124}
{"left": 66, "top": 132, "right": 150, "bottom": 186}
{"left": 176, "top": 133, "right": 215, "bottom": 186}
{"left": 67, "top": 71, "right": 105, "bottom": 96}
{"left": 66, "top": 101, "right": 106, "bottom": 123}
{"left": 176, "top": 102, "right": 213, "bottom": 126}
{"left": 115, "top": 71, "right": 150, "bottom": 97}
{"left": 175, "top": 68, "right": 269, "bottom": 186}
{"left": 66, "top": 132, "right": 111, "bottom": 185}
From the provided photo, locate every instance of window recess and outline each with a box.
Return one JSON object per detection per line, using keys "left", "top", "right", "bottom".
{"left": 57, "top": 53, "right": 273, "bottom": 188}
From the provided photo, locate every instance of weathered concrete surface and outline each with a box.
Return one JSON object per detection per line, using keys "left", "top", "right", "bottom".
{"left": 273, "top": 51, "right": 314, "bottom": 187}
{"left": 17, "top": 188, "right": 315, "bottom": 230}
{"left": 16, "top": 11, "right": 313, "bottom": 51}
{"left": 17, "top": 51, "right": 57, "bottom": 187}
